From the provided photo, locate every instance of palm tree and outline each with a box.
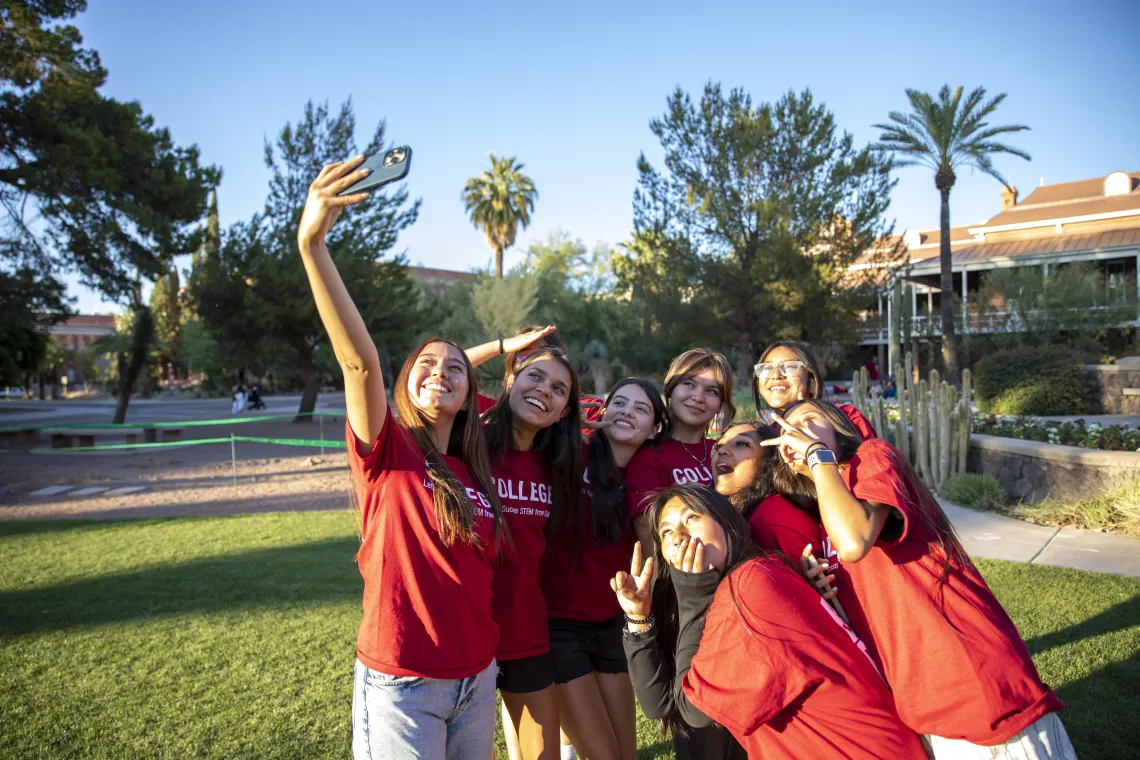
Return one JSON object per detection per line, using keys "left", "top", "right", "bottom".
{"left": 873, "top": 85, "right": 1030, "bottom": 385}
{"left": 463, "top": 154, "right": 538, "bottom": 278}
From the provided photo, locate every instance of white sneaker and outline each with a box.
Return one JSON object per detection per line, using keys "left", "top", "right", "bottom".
{"left": 560, "top": 745, "right": 578, "bottom": 760}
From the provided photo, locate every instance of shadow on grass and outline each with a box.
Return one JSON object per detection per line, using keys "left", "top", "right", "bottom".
{"left": 1024, "top": 595, "right": 1140, "bottom": 656}
{"left": 1052, "top": 657, "right": 1140, "bottom": 759}
{"left": 0, "top": 537, "right": 363, "bottom": 636}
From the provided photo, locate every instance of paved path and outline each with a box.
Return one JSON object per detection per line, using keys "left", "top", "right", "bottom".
{"left": 939, "top": 498, "right": 1140, "bottom": 578}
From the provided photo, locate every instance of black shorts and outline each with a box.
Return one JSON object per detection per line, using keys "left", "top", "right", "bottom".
{"left": 548, "top": 614, "right": 628, "bottom": 684}
{"left": 497, "top": 652, "right": 555, "bottom": 694}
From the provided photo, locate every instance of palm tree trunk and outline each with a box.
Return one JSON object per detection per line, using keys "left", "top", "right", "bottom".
{"left": 495, "top": 246, "right": 504, "bottom": 279}
{"left": 295, "top": 344, "right": 318, "bottom": 422}
{"left": 938, "top": 187, "right": 960, "bottom": 386}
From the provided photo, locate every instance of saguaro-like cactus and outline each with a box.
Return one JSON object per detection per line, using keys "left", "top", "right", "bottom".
{"left": 959, "top": 368, "right": 973, "bottom": 474}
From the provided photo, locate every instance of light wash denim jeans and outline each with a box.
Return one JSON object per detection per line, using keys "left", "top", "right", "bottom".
{"left": 352, "top": 659, "right": 497, "bottom": 760}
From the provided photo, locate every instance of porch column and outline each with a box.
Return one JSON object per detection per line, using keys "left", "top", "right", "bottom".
{"left": 961, "top": 269, "right": 968, "bottom": 334}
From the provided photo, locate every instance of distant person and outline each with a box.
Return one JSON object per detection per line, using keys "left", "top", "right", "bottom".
{"left": 247, "top": 385, "right": 265, "bottom": 410}
{"left": 865, "top": 357, "right": 880, "bottom": 381}
{"left": 231, "top": 384, "right": 247, "bottom": 414}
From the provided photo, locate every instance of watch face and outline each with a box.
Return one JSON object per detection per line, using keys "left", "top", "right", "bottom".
{"left": 809, "top": 449, "right": 837, "bottom": 466}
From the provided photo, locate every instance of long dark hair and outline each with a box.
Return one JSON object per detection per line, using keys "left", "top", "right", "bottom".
{"left": 392, "top": 337, "right": 504, "bottom": 549}
{"left": 753, "top": 340, "right": 826, "bottom": 413}
{"left": 484, "top": 346, "right": 583, "bottom": 538}
{"left": 662, "top": 348, "right": 736, "bottom": 435}
{"left": 645, "top": 484, "right": 763, "bottom": 738}
{"left": 714, "top": 420, "right": 779, "bottom": 520}
{"left": 772, "top": 399, "right": 970, "bottom": 581}
{"left": 585, "top": 377, "right": 667, "bottom": 546}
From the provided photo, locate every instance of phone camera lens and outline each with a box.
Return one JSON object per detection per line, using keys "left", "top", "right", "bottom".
{"left": 383, "top": 147, "right": 407, "bottom": 167}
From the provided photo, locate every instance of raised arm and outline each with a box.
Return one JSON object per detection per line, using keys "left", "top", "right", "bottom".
{"left": 296, "top": 157, "right": 386, "bottom": 452}
{"left": 465, "top": 325, "right": 557, "bottom": 368}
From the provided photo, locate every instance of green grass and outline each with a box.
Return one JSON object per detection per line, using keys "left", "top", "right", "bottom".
{"left": 2, "top": 513, "right": 1138, "bottom": 759}
{"left": 941, "top": 472, "right": 1007, "bottom": 511}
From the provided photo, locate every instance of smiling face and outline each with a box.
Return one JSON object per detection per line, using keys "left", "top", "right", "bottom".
{"left": 780, "top": 403, "right": 840, "bottom": 477}
{"left": 507, "top": 358, "right": 572, "bottom": 432}
{"left": 668, "top": 368, "right": 724, "bottom": 430}
{"left": 755, "top": 346, "right": 812, "bottom": 411}
{"left": 405, "top": 341, "right": 470, "bottom": 418}
{"left": 712, "top": 424, "right": 766, "bottom": 497}
{"left": 656, "top": 496, "right": 728, "bottom": 571}
{"left": 602, "top": 384, "right": 658, "bottom": 447}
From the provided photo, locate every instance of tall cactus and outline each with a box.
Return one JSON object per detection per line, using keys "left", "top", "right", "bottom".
{"left": 959, "top": 368, "right": 973, "bottom": 475}
{"left": 889, "top": 281, "right": 902, "bottom": 374}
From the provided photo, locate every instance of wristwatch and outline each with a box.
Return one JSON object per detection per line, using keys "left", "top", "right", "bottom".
{"left": 806, "top": 447, "right": 838, "bottom": 469}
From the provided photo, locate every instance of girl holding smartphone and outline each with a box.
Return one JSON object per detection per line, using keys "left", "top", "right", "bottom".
{"left": 541, "top": 378, "right": 667, "bottom": 760}
{"left": 612, "top": 485, "right": 926, "bottom": 760}
{"left": 298, "top": 157, "right": 504, "bottom": 759}
{"left": 765, "top": 400, "right": 1076, "bottom": 759}
{"left": 482, "top": 346, "right": 583, "bottom": 760}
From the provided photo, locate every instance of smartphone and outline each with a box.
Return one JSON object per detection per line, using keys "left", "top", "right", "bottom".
{"left": 337, "top": 146, "right": 412, "bottom": 196}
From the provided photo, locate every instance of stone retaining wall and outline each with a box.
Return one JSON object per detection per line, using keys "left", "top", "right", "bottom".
{"left": 1086, "top": 364, "right": 1140, "bottom": 415}
{"left": 968, "top": 433, "right": 1140, "bottom": 503}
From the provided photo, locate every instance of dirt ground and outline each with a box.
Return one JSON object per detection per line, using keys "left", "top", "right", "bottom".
{"left": 0, "top": 419, "right": 354, "bottom": 521}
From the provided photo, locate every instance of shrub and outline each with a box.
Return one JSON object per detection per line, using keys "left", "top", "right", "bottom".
{"left": 941, "top": 473, "right": 1007, "bottom": 511}
{"left": 973, "top": 347, "right": 1099, "bottom": 416}
{"left": 1014, "top": 473, "right": 1140, "bottom": 536}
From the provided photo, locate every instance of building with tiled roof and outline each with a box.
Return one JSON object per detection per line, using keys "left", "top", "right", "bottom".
{"left": 857, "top": 170, "right": 1140, "bottom": 346}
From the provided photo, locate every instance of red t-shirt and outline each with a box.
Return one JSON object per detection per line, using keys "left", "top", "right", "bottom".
{"left": 625, "top": 437, "right": 716, "bottom": 516}
{"left": 837, "top": 402, "right": 877, "bottom": 440}
{"left": 491, "top": 448, "right": 554, "bottom": 660}
{"left": 683, "top": 557, "right": 926, "bottom": 760}
{"left": 346, "top": 414, "right": 498, "bottom": 678}
{"left": 821, "top": 438, "right": 1063, "bottom": 743}
{"left": 747, "top": 494, "right": 819, "bottom": 562}
{"left": 541, "top": 450, "right": 633, "bottom": 622}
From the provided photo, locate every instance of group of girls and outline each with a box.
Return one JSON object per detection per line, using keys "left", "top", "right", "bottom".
{"left": 298, "top": 157, "right": 1076, "bottom": 760}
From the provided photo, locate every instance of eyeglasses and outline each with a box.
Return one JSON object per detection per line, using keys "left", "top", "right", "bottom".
{"left": 753, "top": 360, "right": 808, "bottom": 380}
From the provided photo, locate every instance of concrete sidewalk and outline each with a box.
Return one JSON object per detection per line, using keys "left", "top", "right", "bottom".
{"left": 939, "top": 498, "right": 1140, "bottom": 578}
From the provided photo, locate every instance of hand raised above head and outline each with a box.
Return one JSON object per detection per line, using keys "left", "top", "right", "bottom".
{"left": 502, "top": 325, "right": 557, "bottom": 355}
{"left": 298, "top": 156, "right": 372, "bottom": 247}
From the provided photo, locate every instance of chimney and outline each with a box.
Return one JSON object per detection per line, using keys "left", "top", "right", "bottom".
{"left": 1000, "top": 185, "right": 1018, "bottom": 210}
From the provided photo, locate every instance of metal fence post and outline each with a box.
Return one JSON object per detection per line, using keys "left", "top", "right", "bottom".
{"left": 319, "top": 413, "right": 325, "bottom": 455}
{"left": 231, "top": 433, "right": 237, "bottom": 489}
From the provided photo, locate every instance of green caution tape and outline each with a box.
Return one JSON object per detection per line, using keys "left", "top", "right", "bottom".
{"left": 1, "top": 410, "right": 345, "bottom": 433}
{"left": 33, "top": 434, "right": 346, "bottom": 453}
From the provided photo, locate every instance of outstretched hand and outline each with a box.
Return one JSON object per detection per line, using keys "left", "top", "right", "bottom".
{"left": 297, "top": 156, "right": 372, "bottom": 247}
{"left": 610, "top": 541, "right": 654, "bottom": 620}
{"left": 502, "top": 325, "right": 557, "bottom": 355}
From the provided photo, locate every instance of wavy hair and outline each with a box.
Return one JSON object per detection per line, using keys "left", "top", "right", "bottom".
{"left": 392, "top": 337, "right": 504, "bottom": 549}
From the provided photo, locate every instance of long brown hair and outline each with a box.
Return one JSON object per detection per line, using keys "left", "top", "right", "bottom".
{"left": 772, "top": 399, "right": 970, "bottom": 579}
{"left": 753, "top": 340, "right": 825, "bottom": 413}
{"left": 484, "top": 347, "right": 583, "bottom": 538}
{"left": 662, "top": 348, "right": 736, "bottom": 435}
{"left": 393, "top": 337, "right": 504, "bottom": 549}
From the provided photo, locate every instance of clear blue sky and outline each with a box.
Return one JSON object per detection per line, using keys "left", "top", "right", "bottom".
{"left": 68, "top": 0, "right": 1140, "bottom": 313}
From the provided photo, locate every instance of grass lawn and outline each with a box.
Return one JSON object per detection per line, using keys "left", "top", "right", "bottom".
{"left": 2, "top": 512, "right": 1138, "bottom": 759}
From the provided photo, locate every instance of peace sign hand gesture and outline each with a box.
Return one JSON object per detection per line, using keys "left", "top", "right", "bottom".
{"left": 760, "top": 409, "right": 825, "bottom": 461}
{"left": 610, "top": 541, "right": 654, "bottom": 620}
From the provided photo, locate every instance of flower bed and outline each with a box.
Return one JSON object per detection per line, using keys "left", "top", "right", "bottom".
{"left": 972, "top": 415, "right": 1140, "bottom": 452}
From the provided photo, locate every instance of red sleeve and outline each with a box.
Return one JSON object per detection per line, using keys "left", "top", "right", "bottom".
{"left": 624, "top": 447, "right": 665, "bottom": 517}
{"left": 581, "top": 396, "right": 604, "bottom": 424}
{"left": 748, "top": 495, "right": 820, "bottom": 561}
{"left": 843, "top": 439, "right": 914, "bottom": 544}
{"left": 838, "top": 403, "right": 876, "bottom": 439}
{"left": 683, "top": 562, "right": 816, "bottom": 733}
{"left": 476, "top": 394, "right": 496, "bottom": 415}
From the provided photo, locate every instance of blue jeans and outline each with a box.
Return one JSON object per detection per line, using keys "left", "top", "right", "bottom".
{"left": 352, "top": 659, "right": 497, "bottom": 760}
